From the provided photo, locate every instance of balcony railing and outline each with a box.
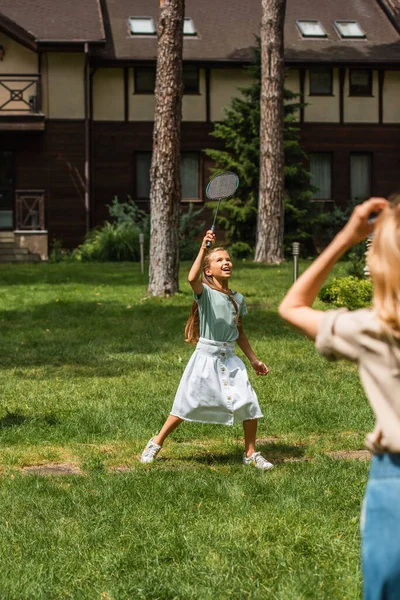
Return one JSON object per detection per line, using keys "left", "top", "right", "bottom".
{"left": 0, "top": 74, "right": 42, "bottom": 113}
{"left": 16, "top": 190, "right": 45, "bottom": 230}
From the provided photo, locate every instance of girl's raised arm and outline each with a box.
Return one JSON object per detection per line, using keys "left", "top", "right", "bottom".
{"left": 187, "top": 230, "right": 216, "bottom": 295}
{"left": 279, "top": 197, "right": 388, "bottom": 340}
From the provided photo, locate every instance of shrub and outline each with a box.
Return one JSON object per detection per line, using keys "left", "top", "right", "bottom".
{"left": 319, "top": 276, "right": 373, "bottom": 310}
{"left": 73, "top": 222, "right": 142, "bottom": 262}
{"left": 179, "top": 203, "right": 205, "bottom": 260}
{"left": 228, "top": 241, "right": 253, "bottom": 259}
{"left": 48, "top": 239, "right": 73, "bottom": 263}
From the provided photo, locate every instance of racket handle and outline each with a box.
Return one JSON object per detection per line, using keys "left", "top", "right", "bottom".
{"left": 205, "top": 226, "right": 215, "bottom": 248}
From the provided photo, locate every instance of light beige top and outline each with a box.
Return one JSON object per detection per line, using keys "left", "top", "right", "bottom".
{"left": 316, "top": 308, "right": 400, "bottom": 454}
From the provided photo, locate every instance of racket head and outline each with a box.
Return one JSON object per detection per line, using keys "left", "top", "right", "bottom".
{"left": 206, "top": 171, "right": 239, "bottom": 201}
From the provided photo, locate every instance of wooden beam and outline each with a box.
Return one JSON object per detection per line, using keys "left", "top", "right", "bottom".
{"left": 205, "top": 67, "right": 211, "bottom": 123}
{"left": 378, "top": 70, "right": 385, "bottom": 124}
{"left": 299, "top": 68, "right": 305, "bottom": 124}
{"left": 339, "top": 68, "right": 346, "bottom": 124}
{"left": 124, "top": 67, "right": 129, "bottom": 122}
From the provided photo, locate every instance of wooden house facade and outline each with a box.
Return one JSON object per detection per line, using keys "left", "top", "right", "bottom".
{"left": 0, "top": 0, "right": 399, "bottom": 257}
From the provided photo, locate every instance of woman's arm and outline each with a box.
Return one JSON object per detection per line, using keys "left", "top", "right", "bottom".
{"left": 187, "top": 230, "right": 215, "bottom": 295}
{"left": 278, "top": 197, "right": 388, "bottom": 340}
{"left": 237, "top": 321, "right": 269, "bottom": 375}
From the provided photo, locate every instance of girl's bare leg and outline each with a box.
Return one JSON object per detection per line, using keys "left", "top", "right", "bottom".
{"left": 243, "top": 418, "right": 258, "bottom": 457}
{"left": 153, "top": 415, "right": 183, "bottom": 446}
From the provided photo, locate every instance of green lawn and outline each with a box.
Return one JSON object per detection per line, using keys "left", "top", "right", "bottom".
{"left": 0, "top": 261, "right": 370, "bottom": 599}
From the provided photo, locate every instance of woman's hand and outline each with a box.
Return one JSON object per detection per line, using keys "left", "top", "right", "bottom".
{"left": 201, "top": 230, "right": 216, "bottom": 249}
{"left": 340, "top": 197, "right": 388, "bottom": 246}
{"left": 251, "top": 359, "right": 270, "bottom": 376}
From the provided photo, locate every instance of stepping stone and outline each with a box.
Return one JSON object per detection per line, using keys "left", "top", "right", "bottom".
{"left": 327, "top": 450, "right": 370, "bottom": 461}
{"left": 22, "top": 463, "right": 83, "bottom": 476}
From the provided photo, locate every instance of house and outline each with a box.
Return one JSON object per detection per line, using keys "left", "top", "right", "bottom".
{"left": 0, "top": 0, "right": 399, "bottom": 258}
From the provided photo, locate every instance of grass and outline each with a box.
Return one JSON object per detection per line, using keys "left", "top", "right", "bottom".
{"left": 0, "top": 260, "right": 371, "bottom": 599}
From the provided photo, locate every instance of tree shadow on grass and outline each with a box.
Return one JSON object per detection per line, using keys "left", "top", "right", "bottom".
{"left": 0, "top": 410, "right": 59, "bottom": 428}
{"left": 0, "top": 298, "right": 301, "bottom": 375}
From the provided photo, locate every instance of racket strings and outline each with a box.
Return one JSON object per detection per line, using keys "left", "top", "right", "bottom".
{"left": 206, "top": 172, "right": 239, "bottom": 200}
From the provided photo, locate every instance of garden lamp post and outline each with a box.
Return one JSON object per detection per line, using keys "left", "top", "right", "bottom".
{"left": 292, "top": 242, "right": 300, "bottom": 282}
{"left": 139, "top": 233, "right": 145, "bottom": 275}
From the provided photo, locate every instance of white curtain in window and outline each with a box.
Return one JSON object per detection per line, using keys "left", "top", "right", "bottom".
{"left": 350, "top": 154, "right": 371, "bottom": 201}
{"left": 180, "top": 154, "right": 199, "bottom": 199}
{"left": 310, "top": 153, "right": 332, "bottom": 200}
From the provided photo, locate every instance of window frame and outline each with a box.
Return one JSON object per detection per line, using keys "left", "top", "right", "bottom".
{"left": 349, "top": 68, "right": 373, "bottom": 97}
{"left": 0, "top": 150, "right": 15, "bottom": 231}
{"left": 309, "top": 152, "right": 334, "bottom": 202}
{"left": 334, "top": 20, "right": 366, "bottom": 39}
{"left": 349, "top": 152, "right": 373, "bottom": 202}
{"left": 134, "top": 67, "right": 156, "bottom": 95}
{"left": 296, "top": 20, "right": 327, "bottom": 39}
{"left": 309, "top": 68, "right": 333, "bottom": 96}
{"left": 133, "top": 65, "right": 200, "bottom": 95}
{"left": 133, "top": 151, "right": 203, "bottom": 202}
{"left": 129, "top": 17, "right": 156, "bottom": 36}
{"left": 183, "top": 18, "right": 197, "bottom": 37}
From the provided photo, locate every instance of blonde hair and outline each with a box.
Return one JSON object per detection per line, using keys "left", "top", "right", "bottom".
{"left": 184, "top": 247, "right": 239, "bottom": 345}
{"left": 367, "top": 193, "right": 400, "bottom": 334}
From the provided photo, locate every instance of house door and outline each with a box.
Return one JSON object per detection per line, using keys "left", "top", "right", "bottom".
{"left": 0, "top": 151, "right": 14, "bottom": 230}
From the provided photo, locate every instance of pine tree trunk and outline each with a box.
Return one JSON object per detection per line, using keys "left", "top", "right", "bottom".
{"left": 147, "top": 0, "right": 184, "bottom": 296}
{"left": 254, "top": 0, "right": 286, "bottom": 264}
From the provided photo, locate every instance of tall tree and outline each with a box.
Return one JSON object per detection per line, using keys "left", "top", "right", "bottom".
{"left": 255, "top": 0, "right": 287, "bottom": 264}
{"left": 148, "top": 0, "right": 184, "bottom": 296}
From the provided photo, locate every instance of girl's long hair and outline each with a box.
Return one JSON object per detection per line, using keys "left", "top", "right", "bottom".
{"left": 367, "top": 193, "right": 400, "bottom": 335}
{"left": 184, "top": 247, "right": 239, "bottom": 345}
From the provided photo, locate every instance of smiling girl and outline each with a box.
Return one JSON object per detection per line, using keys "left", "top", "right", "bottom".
{"left": 140, "top": 230, "right": 273, "bottom": 470}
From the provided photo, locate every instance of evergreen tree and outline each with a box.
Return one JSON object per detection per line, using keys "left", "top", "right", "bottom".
{"left": 205, "top": 40, "right": 315, "bottom": 255}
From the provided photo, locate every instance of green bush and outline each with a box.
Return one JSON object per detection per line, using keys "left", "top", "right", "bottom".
{"left": 179, "top": 203, "right": 205, "bottom": 260}
{"left": 319, "top": 276, "right": 373, "bottom": 310}
{"left": 74, "top": 222, "right": 142, "bottom": 262}
{"left": 228, "top": 241, "right": 253, "bottom": 259}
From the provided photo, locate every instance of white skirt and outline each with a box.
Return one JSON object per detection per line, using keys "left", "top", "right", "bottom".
{"left": 170, "top": 337, "right": 263, "bottom": 425}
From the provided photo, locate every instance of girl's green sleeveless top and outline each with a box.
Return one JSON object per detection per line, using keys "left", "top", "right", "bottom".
{"left": 194, "top": 284, "right": 248, "bottom": 342}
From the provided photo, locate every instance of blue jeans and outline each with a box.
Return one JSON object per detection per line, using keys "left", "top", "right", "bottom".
{"left": 362, "top": 453, "right": 400, "bottom": 600}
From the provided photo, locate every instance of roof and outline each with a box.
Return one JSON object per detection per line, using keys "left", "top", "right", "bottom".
{"left": 0, "top": 0, "right": 399, "bottom": 64}
{"left": 285, "top": 0, "right": 400, "bottom": 64}
{"left": 0, "top": 0, "right": 105, "bottom": 44}
{"left": 94, "top": 0, "right": 400, "bottom": 64}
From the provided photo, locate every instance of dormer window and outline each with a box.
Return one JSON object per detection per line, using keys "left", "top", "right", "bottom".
{"left": 334, "top": 21, "right": 366, "bottom": 39}
{"left": 184, "top": 18, "right": 197, "bottom": 36}
{"left": 129, "top": 17, "right": 156, "bottom": 36}
{"left": 296, "top": 20, "right": 327, "bottom": 38}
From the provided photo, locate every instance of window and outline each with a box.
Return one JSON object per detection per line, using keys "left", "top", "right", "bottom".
{"left": 134, "top": 66, "right": 199, "bottom": 94}
{"left": 350, "top": 154, "right": 371, "bottom": 201}
{"left": 309, "top": 68, "right": 333, "bottom": 95}
{"left": 349, "top": 69, "right": 373, "bottom": 96}
{"left": 135, "top": 152, "right": 200, "bottom": 200}
{"left": 180, "top": 153, "right": 199, "bottom": 199}
{"left": 134, "top": 67, "right": 156, "bottom": 94}
{"left": 129, "top": 17, "right": 156, "bottom": 35}
{"left": 0, "top": 151, "right": 14, "bottom": 230}
{"left": 296, "top": 20, "right": 327, "bottom": 38}
{"left": 184, "top": 18, "right": 197, "bottom": 36}
{"left": 334, "top": 21, "right": 365, "bottom": 39}
{"left": 310, "top": 153, "right": 332, "bottom": 200}
{"left": 135, "top": 152, "right": 152, "bottom": 199}
{"left": 183, "top": 66, "right": 199, "bottom": 93}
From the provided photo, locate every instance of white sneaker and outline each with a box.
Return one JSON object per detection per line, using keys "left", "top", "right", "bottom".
{"left": 243, "top": 451, "right": 274, "bottom": 471}
{"left": 140, "top": 438, "right": 162, "bottom": 464}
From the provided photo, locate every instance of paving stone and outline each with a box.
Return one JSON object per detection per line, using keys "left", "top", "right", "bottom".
{"left": 22, "top": 463, "right": 83, "bottom": 476}
{"left": 327, "top": 450, "right": 370, "bottom": 461}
